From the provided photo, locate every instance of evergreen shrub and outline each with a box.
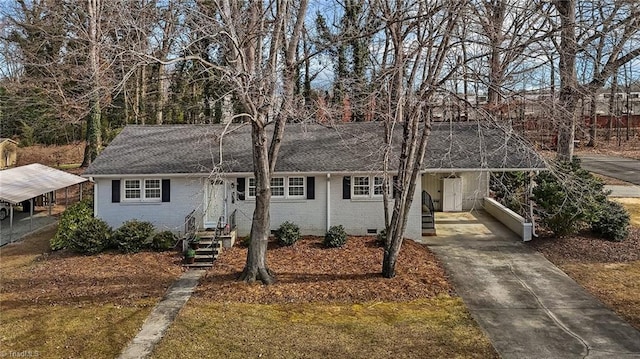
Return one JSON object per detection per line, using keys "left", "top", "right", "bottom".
{"left": 113, "top": 220, "right": 155, "bottom": 253}
{"left": 51, "top": 199, "right": 94, "bottom": 251}
{"left": 276, "top": 221, "right": 300, "bottom": 246}
{"left": 591, "top": 200, "right": 630, "bottom": 242}
{"left": 324, "top": 225, "right": 347, "bottom": 248}
{"left": 68, "top": 217, "right": 112, "bottom": 255}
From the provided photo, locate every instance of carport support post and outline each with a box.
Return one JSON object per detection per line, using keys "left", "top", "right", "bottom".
{"left": 79, "top": 183, "right": 83, "bottom": 201}
{"left": 30, "top": 198, "right": 34, "bottom": 231}
{"left": 65, "top": 187, "right": 69, "bottom": 208}
{"left": 9, "top": 205, "right": 13, "bottom": 243}
{"left": 48, "top": 192, "right": 52, "bottom": 216}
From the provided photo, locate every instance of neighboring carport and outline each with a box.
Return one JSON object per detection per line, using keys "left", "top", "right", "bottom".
{"left": 0, "top": 163, "right": 88, "bottom": 244}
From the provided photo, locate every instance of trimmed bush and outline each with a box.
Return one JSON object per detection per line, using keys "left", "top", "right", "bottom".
{"left": 113, "top": 220, "right": 155, "bottom": 253}
{"left": 51, "top": 199, "right": 94, "bottom": 250}
{"left": 68, "top": 217, "right": 112, "bottom": 255}
{"left": 150, "top": 231, "right": 177, "bottom": 251}
{"left": 324, "top": 225, "right": 347, "bottom": 248}
{"left": 591, "top": 201, "right": 630, "bottom": 242}
{"left": 276, "top": 221, "right": 300, "bottom": 246}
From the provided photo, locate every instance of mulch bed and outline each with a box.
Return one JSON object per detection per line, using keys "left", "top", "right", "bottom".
{"left": 196, "top": 236, "right": 453, "bottom": 304}
{"left": 527, "top": 227, "right": 640, "bottom": 264}
{"left": 0, "top": 233, "right": 184, "bottom": 308}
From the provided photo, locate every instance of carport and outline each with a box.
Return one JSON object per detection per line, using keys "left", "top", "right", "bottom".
{"left": 0, "top": 163, "right": 88, "bottom": 244}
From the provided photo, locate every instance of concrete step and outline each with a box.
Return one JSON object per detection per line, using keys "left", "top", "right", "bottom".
{"left": 183, "top": 262, "right": 213, "bottom": 269}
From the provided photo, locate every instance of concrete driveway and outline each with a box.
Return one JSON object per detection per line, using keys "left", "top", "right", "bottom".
{"left": 577, "top": 155, "right": 640, "bottom": 185}
{"left": 420, "top": 211, "right": 640, "bottom": 359}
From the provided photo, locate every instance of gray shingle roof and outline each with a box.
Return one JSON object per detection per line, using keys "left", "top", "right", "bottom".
{"left": 83, "top": 121, "right": 546, "bottom": 176}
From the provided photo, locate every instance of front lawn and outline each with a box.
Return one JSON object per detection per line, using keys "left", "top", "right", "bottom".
{"left": 0, "top": 226, "right": 183, "bottom": 358}
{"left": 152, "top": 297, "right": 493, "bottom": 359}
{"left": 152, "top": 236, "right": 498, "bottom": 358}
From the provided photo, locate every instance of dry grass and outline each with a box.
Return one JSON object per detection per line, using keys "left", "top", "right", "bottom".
{"left": 0, "top": 226, "right": 184, "bottom": 358}
{"left": 16, "top": 142, "right": 85, "bottom": 167}
{"left": 560, "top": 261, "right": 640, "bottom": 330}
{"left": 615, "top": 198, "right": 640, "bottom": 228}
{"left": 152, "top": 297, "right": 498, "bottom": 359}
{"left": 152, "top": 236, "right": 497, "bottom": 358}
{"left": 530, "top": 199, "right": 640, "bottom": 330}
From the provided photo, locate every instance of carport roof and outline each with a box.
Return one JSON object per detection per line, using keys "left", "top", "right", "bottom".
{"left": 0, "top": 163, "right": 88, "bottom": 204}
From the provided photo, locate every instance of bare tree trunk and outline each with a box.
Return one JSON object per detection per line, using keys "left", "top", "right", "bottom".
{"left": 81, "top": 0, "right": 102, "bottom": 167}
{"left": 239, "top": 118, "right": 275, "bottom": 284}
{"left": 556, "top": 0, "right": 578, "bottom": 162}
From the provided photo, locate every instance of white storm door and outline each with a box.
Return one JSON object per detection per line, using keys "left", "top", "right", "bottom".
{"left": 442, "top": 177, "right": 462, "bottom": 212}
{"left": 204, "top": 179, "right": 225, "bottom": 228}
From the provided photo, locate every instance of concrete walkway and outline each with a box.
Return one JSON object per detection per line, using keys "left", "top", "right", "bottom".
{"left": 420, "top": 211, "right": 640, "bottom": 359}
{"left": 118, "top": 269, "right": 205, "bottom": 359}
{"left": 605, "top": 185, "right": 640, "bottom": 198}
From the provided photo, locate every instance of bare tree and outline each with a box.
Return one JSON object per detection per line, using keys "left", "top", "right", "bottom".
{"left": 374, "top": 0, "right": 467, "bottom": 278}
{"left": 202, "top": 0, "right": 308, "bottom": 283}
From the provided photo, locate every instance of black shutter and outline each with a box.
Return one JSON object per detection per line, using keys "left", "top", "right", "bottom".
{"left": 342, "top": 176, "right": 351, "bottom": 199}
{"left": 237, "top": 178, "right": 246, "bottom": 200}
{"left": 112, "top": 180, "right": 120, "bottom": 203}
{"left": 306, "top": 176, "right": 315, "bottom": 199}
{"left": 161, "top": 179, "right": 170, "bottom": 202}
{"left": 393, "top": 176, "right": 400, "bottom": 198}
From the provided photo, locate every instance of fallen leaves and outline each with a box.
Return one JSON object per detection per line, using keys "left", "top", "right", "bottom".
{"left": 197, "top": 236, "right": 453, "bottom": 304}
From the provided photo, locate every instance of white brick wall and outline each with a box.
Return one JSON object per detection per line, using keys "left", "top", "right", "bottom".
{"left": 94, "top": 177, "right": 204, "bottom": 234}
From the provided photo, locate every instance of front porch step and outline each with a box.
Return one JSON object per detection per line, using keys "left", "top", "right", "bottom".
{"left": 183, "top": 262, "right": 213, "bottom": 269}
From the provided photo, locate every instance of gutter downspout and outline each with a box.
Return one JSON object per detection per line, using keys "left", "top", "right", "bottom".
{"left": 326, "top": 173, "right": 331, "bottom": 232}
{"left": 529, "top": 171, "right": 538, "bottom": 238}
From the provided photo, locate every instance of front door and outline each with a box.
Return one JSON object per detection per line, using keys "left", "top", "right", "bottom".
{"left": 204, "top": 179, "right": 225, "bottom": 229}
{"left": 442, "top": 177, "right": 462, "bottom": 212}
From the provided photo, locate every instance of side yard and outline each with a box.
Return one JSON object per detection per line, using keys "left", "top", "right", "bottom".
{"left": 0, "top": 226, "right": 183, "bottom": 358}
{"left": 529, "top": 199, "right": 640, "bottom": 330}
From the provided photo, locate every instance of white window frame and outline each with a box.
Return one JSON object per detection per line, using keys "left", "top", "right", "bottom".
{"left": 352, "top": 176, "right": 370, "bottom": 197}
{"left": 288, "top": 176, "right": 305, "bottom": 198}
{"left": 247, "top": 176, "right": 305, "bottom": 199}
{"left": 352, "top": 175, "right": 385, "bottom": 199}
{"left": 123, "top": 178, "right": 162, "bottom": 202}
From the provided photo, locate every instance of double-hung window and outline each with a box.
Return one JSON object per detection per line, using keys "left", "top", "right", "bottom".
{"left": 352, "top": 176, "right": 385, "bottom": 198}
{"left": 271, "top": 177, "right": 285, "bottom": 197}
{"left": 123, "top": 179, "right": 161, "bottom": 202}
{"left": 288, "top": 177, "right": 305, "bottom": 198}
{"left": 247, "top": 176, "right": 305, "bottom": 199}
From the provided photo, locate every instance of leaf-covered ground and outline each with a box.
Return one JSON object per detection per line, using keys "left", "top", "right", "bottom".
{"left": 196, "top": 236, "right": 453, "bottom": 303}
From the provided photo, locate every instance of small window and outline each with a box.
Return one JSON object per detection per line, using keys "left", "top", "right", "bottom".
{"left": 288, "top": 177, "right": 305, "bottom": 197}
{"left": 248, "top": 178, "right": 256, "bottom": 197}
{"left": 271, "top": 177, "right": 285, "bottom": 197}
{"left": 145, "top": 179, "right": 161, "bottom": 199}
{"left": 353, "top": 176, "right": 370, "bottom": 196}
{"left": 124, "top": 179, "right": 141, "bottom": 199}
{"left": 373, "top": 177, "right": 384, "bottom": 196}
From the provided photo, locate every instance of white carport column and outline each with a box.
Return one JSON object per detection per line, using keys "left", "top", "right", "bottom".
{"left": 326, "top": 173, "right": 331, "bottom": 231}
{"left": 9, "top": 205, "right": 14, "bottom": 243}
